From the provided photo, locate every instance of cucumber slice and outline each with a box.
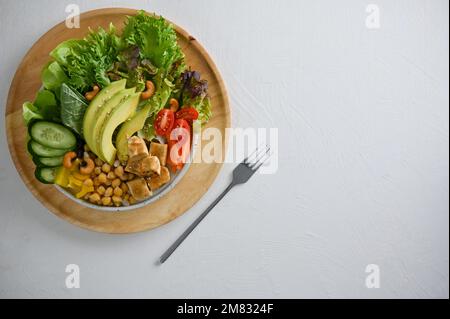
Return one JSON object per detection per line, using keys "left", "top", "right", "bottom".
{"left": 35, "top": 167, "right": 58, "bottom": 184}
{"left": 29, "top": 121, "right": 77, "bottom": 149}
{"left": 28, "top": 140, "right": 70, "bottom": 157}
{"left": 33, "top": 155, "right": 64, "bottom": 167}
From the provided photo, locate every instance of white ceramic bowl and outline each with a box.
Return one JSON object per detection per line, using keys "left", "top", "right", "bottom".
{"left": 54, "top": 121, "right": 200, "bottom": 212}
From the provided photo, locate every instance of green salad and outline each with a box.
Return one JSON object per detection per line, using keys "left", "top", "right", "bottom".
{"left": 23, "top": 11, "right": 212, "bottom": 207}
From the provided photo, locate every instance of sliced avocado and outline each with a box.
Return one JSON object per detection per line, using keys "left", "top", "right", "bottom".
{"left": 82, "top": 79, "right": 126, "bottom": 154}
{"left": 115, "top": 103, "right": 153, "bottom": 163}
{"left": 115, "top": 81, "right": 172, "bottom": 162}
{"left": 97, "top": 93, "right": 140, "bottom": 164}
{"left": 90, "top": 88, "right": 135, "bottom": 161}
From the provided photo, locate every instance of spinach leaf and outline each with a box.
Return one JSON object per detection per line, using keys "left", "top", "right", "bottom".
{"left": 60, "top": 83, "right": 88, "bottom": 136}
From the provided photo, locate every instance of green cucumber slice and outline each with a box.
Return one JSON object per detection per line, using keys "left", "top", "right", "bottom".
{"left": 29, "top": 121, "right": 77, "bottom": 149}
{"left": 33, "top": 155, "right": 64, "bottom": 167}
{"left": 35, "top": 167, "right": 58, "bottom": 184}
{"left": 28, "top": 140, "right": 70, "bottom": 157}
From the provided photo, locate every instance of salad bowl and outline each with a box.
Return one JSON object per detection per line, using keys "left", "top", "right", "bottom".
{"left": 5, "top": 8, "right": 230, "bottom": 233}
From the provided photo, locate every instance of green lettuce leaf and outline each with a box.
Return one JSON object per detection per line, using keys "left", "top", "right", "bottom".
{"left": 22, "top": 102, "right": 43, "bottom": 125}
{"left": 41, "top": 61, "right": 68, "bottom": 97}
{"left": 50, "top": 24, "right": 121, "bottom": 93}
{"left": 121, "top": 11, "right": 185, "bottom": 77}
{"left": 22, "top": 89, "right": 61, "bottom": 124}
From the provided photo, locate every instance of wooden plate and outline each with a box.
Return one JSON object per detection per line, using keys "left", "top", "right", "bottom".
{"left": 5, "top": 8, "right": 230, "bottom": 233}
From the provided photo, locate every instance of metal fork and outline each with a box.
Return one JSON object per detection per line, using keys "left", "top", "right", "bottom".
{"left": 159, "top": 145, "right": 271, "bottom": 264}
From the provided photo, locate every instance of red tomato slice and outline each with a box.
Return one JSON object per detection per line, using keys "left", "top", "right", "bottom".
{"left": 154, "top": 109, "right": 175, "bottom": 136}
{"left": 175, "top": 107, "right": 199, "bottom": 121}
{"left": 166, "top": 119, "right": 191, "bottom": 172}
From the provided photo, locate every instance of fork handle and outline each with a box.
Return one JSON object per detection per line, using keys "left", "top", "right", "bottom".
{"left": 159, "top": 182, "right": 235, "bottom": 264}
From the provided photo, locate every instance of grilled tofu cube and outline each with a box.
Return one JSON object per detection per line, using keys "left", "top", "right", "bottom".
{"left": 147, "top": 166, "right": 171, "bottom": 191}
{"left": 149, "top": 142, "right": 168, "bottom": 167}
{"left": 127, "top": 178, "right": 152, "bottom": 201}
{"left": 128, "top": 136, "right": 148, "bottom": 158}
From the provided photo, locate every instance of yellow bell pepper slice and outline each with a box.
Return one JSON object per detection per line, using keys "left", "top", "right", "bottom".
{"left": 75, "top": 185, "right": 94, "bottom": 199}
{"left": 72, "top": 172, "right": 90, "bottom": 181}
{"left": 54, "top": 166, "right": 70, "bottom": 188}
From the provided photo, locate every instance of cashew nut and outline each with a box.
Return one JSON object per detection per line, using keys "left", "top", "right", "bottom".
{"left": 63, "top": 151, "right": 77, "bottom": 169}
{"left": 85, "top": 85, "right": 100, "bottom": 101}
{"left": 169, "top": 98, "right": 179, "bottom": 112}
{"left": 141, "top": 81, "right": 155, "bottom": 100}
{"left": 80, "top": 152, "right": 95, "bottom": 175}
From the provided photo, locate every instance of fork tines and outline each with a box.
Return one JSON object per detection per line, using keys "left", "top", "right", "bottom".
{"left": 243, "top": 145, "right": 271, "bottom": 169}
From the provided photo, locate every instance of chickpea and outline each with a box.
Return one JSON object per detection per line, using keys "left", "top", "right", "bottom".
{"left": 113, "top": 187, "right": 123, "bottom": 197}
{"left": 112, "top": 178, "right": 121, "bottom": 188}
{"left": 107, "top": 171, "right": 116, "bottom": 180}
{"left": 102, "top": 163, "right": 111, "bottom": 173}
{"left": 83, "top": 178, "right": 93, "bottom": 187}
{"left": 104, "top": 187, "right": 113, "bottom": 197}
{"left": 112, "top": 196, "right": 122, "bottom": 206}
{"left": 97, "top": 185, "right": 106, "bottom": 195}
{"left": 94, "top": 158, "right": 104, "bottom": 167}
{"left": 93, "top": 177, "right": 100, "bottom": 186}
{"left": 124, "top": 194, "right": 130, "bottom": 202}
{"left": 104, "top": 178, "right": 112, "bottom": 186}
{"left": 89, "top": 193, "right": 100, "bottom": 204}
{"left": 94, "top": 167, "right": 102, "bottom": 175}
{"left": 98, "top": 173, "right": 107, "bottom": 184}
{"left": 101, "top": 196, "right": 112, "bottom": 206}
{"left": 119, "top": 172, "right": 129, "bottom": 181}
{"left": 129, "top": 196, "right": 137, "bottom": 205}
{"left": 121, "top": 183, "right": 128, "bottom": 194}
{"left": 114, "top": 166, "right": 124, "bottom": 178}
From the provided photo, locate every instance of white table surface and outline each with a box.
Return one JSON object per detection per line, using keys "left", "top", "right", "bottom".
{"left": 0, "top": 0, "right": 448, "bottom": 298}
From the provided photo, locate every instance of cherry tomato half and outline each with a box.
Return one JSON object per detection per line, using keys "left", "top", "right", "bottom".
{"left": 175, "top": 107, "right": 199, "bottom": 121}
{"left": 154, "top": 109, "right": 175, "bottom": 136}
{"left": 166, "top": 119, "right": 191, "bottom": 172}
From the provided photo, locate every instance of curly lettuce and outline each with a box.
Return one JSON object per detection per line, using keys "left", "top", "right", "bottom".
{"left": 50, "top": 24, "right": 121, "bottom": 93}
{"left": 121, "top": 11, "right": 186, "bottom": 78}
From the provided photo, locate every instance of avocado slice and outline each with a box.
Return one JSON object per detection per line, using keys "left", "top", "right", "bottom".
{"left": 83, "top": 79, "right": 127, "bottom": 155}
{"left": 115, "top": 80, "right": 173, "bottom": 162}
{"left": 97, "top": 93, "right": 140, "bottom": 164}
{"left": 90, "top": 88, "right": 136, "bottom": 161}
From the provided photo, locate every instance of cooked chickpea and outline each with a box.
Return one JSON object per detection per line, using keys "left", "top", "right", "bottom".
{"left": 107, "top": 171, "right": 116, "bottom": 180}
{"left": 121, "top": 183, "right": 128, "bottom": 194}
{"left": 104, "top": 178, "right": 112, "bottom": 186}
{"left": 114, "top": 166, "right": 124, "bottom": 178}
{"left": 94, "top": 158, "right": 104, "bottom": 167}
{"left": 93, "top": 177, "right": 100, "bottom": 186}
{"left": 101, "top": 196, "right": 112, "bottom": 206}
{"left": 124, "top": 194, "right": 130, "bottom": 202}
{"left": 102, "top": 163, "right": 111, "bottom": 173}
{"left": 94, "top": 167, "right": 102, "bottom": 175}
{"left": 119, "top": 172, "right": 129, "bottom": 181}
{"left": 83, "top": 178, "right": 93, "bottom": 187}
{"left": 98, "top": 173, "right": 107, "bottom": 184}
{"left": 104, "top": 187, "right": 113, "bottom": 197}
{"left": 97, "top": 185, "right": 106, "bottom": 195}
{"left": 89, "top": 193, "right": 100, "bottom": 204}
{"left": 129, "top": 196, "right": 137, "bottom": 205}
{"left": 112, "top": 178, "right": 121, "bottom": 188}
{"left": 113, "top": 187, "right": 123, "bottom": 197}
{"left": 112, "top": 196, "right": 122, "bottom": 206}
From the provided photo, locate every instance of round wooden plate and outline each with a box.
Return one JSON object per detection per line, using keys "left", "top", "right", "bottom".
{"left": 5, "top": 8, "right": 230, "bottom": 234}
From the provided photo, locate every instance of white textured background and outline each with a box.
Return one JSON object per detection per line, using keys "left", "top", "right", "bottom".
{"left": 0, "top": 0, "right": 448, "bottom": 298}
